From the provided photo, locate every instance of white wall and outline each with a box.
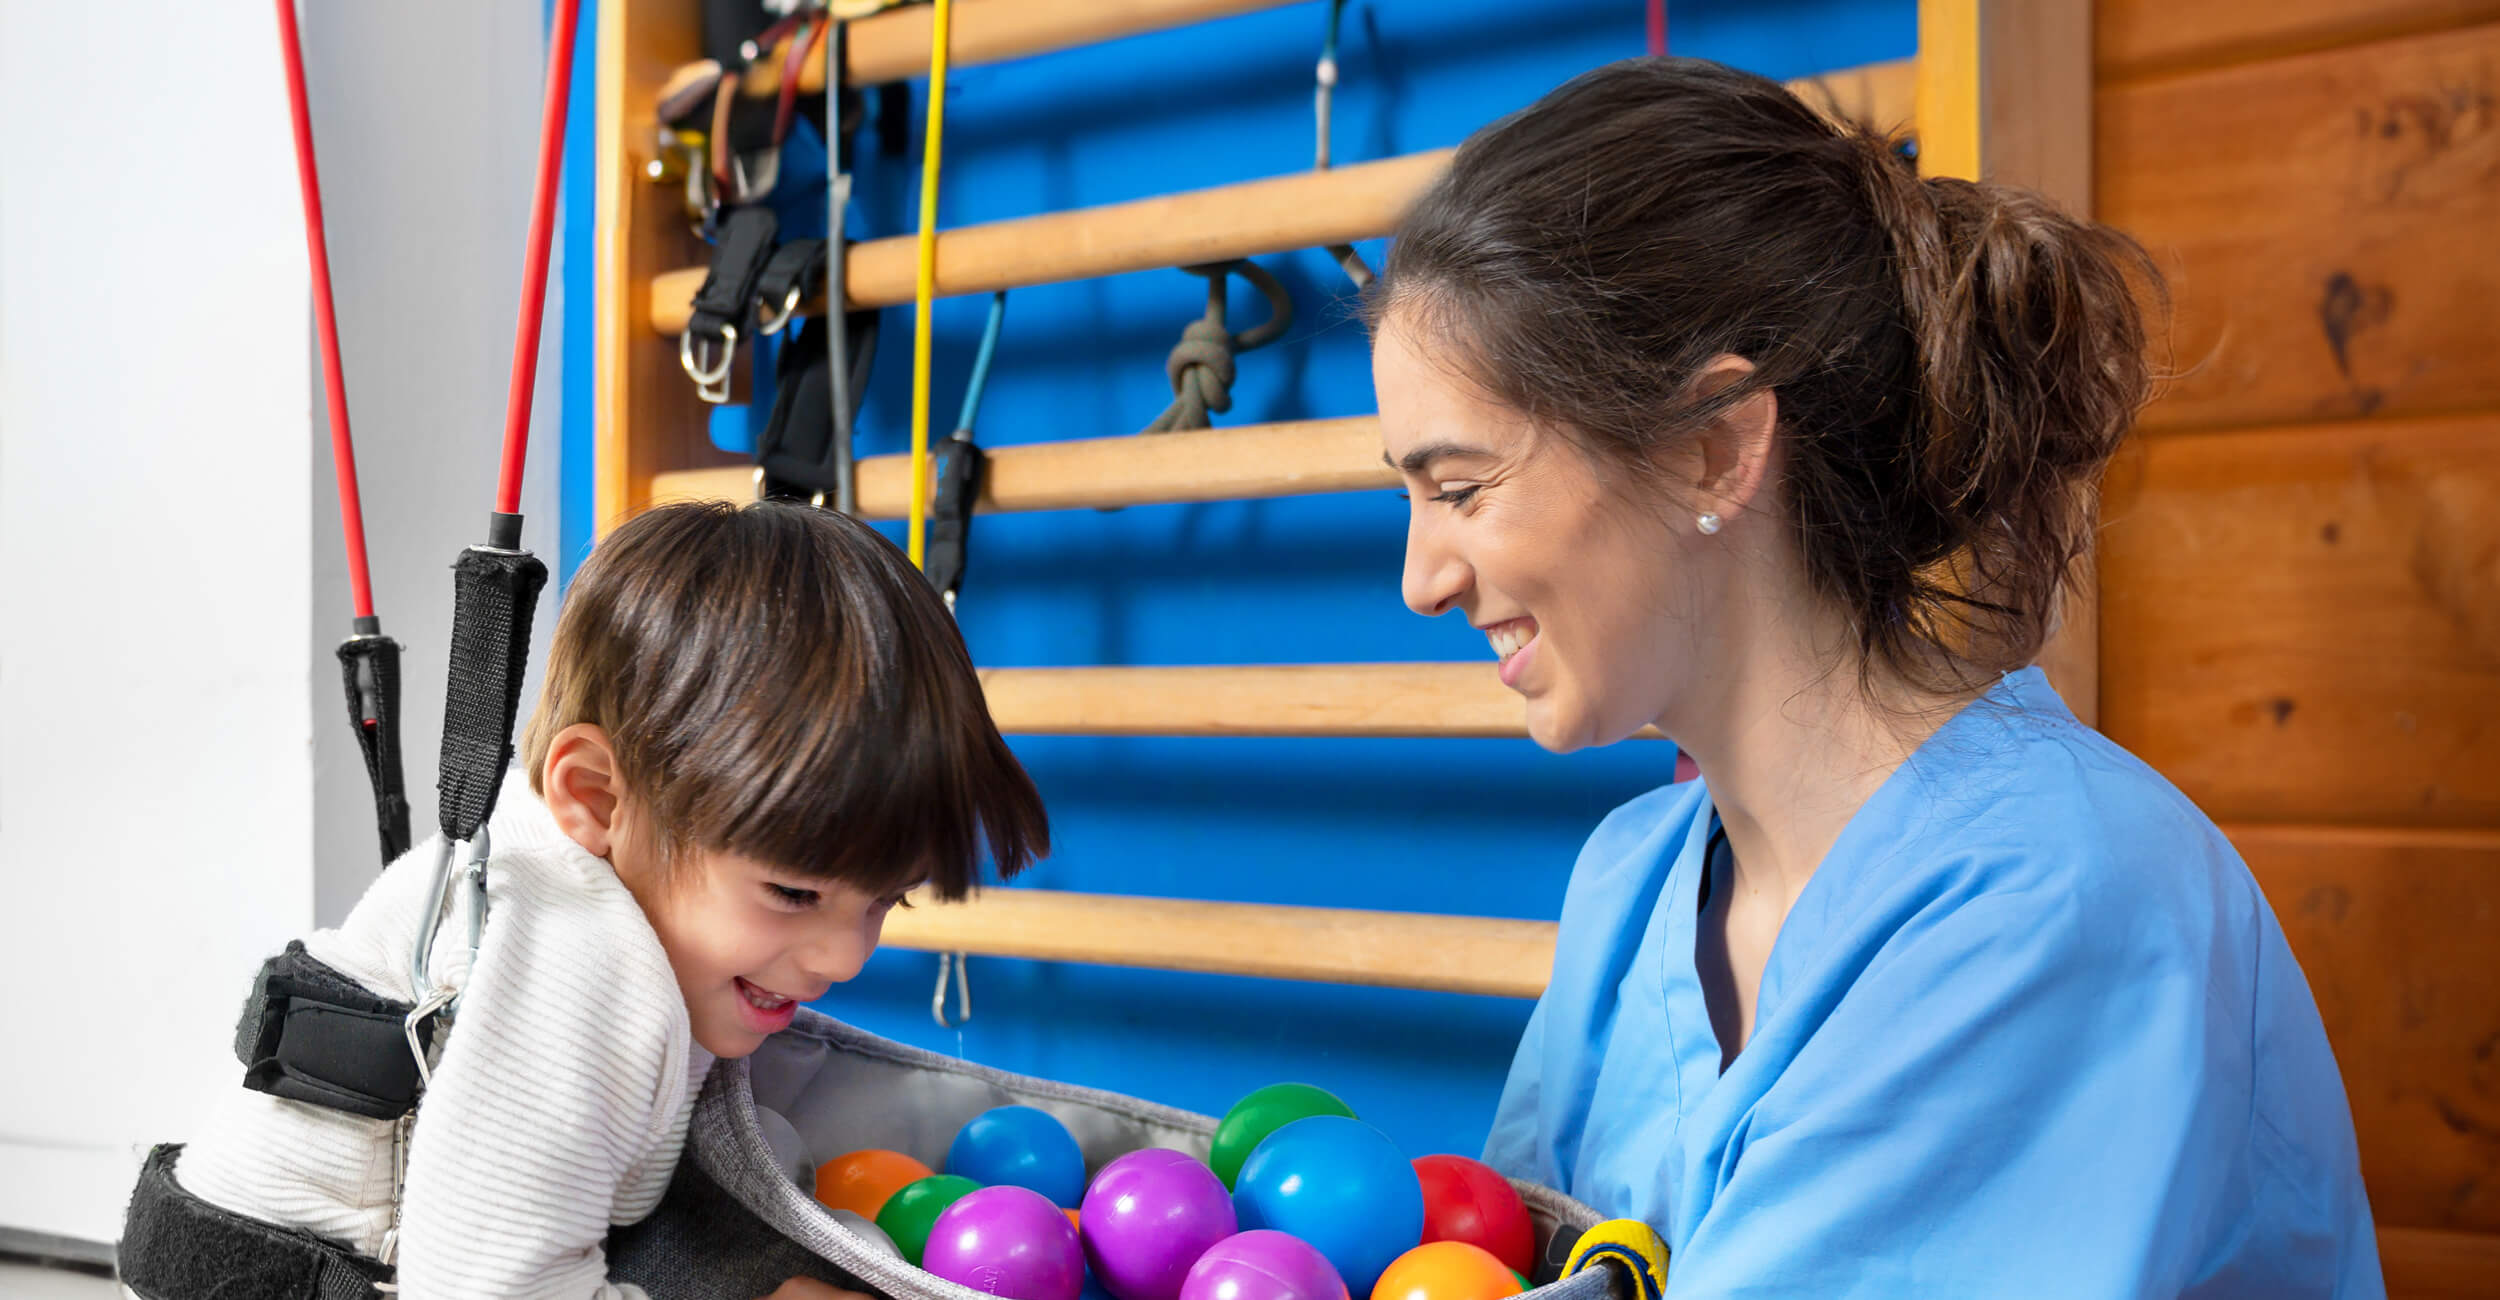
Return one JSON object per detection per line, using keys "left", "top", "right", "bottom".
{"left": 304, "top": 0, "right": 564, "bottom": 926}
{"left": 0, "top": 0, "right": 315, "bottom": 1244}
{"left": 0, "top": 0, "right": 560, "bottom": 1245}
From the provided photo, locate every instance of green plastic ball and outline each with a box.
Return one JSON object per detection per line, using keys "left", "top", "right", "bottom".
{"left": 1209, "top": 1083, "right": 1357, "bottom": 1189}
{"left": 876, "top": 1173, "right": 982, "bottom": 1265}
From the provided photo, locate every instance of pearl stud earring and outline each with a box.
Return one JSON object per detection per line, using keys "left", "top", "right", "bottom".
{"left": 1696, "top": 513, "right": 1723, "bottom": 536}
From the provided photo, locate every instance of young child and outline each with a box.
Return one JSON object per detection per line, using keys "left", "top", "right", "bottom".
{"left": 117, "top": 501, "right": 1049, "bottom": 1299}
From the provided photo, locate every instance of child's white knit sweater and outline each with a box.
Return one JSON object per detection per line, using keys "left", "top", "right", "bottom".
{"left": 174, "top": 771, "right": 712, "bottom": 1298}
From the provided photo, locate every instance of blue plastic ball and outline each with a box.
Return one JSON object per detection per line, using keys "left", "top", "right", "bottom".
{"left": 1231, "top": 1115, "right": 1424, "bottom": 1295}
{"left": 948, "top": 1104, "right": 1089, "bottom": 1208}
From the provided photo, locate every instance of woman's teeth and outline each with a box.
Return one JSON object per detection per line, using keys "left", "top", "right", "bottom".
{"left": 739, "top": 980, "right": 793, "bottom": 1010}
{"left": 1487, "top": 621, "right": 1536, "bottom": 665}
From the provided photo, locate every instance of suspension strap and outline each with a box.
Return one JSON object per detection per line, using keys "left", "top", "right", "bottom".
{"left": 755, "top": 307, "right": 882, "bottom": 502}
{"left": 1143, "top": 260, "right": 1292, "bottom": 435}
{"left": 681, "top": 205, "right": 781, "bottom": 403}
{"left": 438, "top": 527, "right": 547, "bottom": 844}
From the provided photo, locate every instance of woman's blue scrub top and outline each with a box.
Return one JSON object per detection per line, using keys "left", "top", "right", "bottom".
{"left": 1486, "top": 668, "right": 2381, "bottom": 1297}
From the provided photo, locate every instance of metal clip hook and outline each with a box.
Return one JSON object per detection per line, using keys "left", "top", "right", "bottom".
{"left": 757, "top": 281, "right": 804, "bottom": 337}
{"left": 932, "top": 952, "right": 972, "bottom": 1028}
{"left": 680, "top": 325, "right": 738, "bottom": 403}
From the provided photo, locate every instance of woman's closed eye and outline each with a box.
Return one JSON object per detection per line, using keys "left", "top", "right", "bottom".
{"left": 1393, "top": 484, "right": 1484, "bottom": 507}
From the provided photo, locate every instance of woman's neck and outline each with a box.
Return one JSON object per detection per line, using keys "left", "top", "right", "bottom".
{"left": 1672, "top": 611, "right": 1968, "bottom": 916}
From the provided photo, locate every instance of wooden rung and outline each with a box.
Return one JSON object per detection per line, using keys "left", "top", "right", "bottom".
{"left": 650, "top": 416, "right": 1392, "bottom": 516}
{"left": 727, "top": 0, "right": 1302, "bottom": 94}
{"left": 651, "top": 151, "right": 1450, "bottom": 332}
{"left": 976, "top": 664, "right": 1667, "bottom": 739}
{"left": 882, "top": 887, "right": 1557, "bottom": 999}
{"left": 647, "top": 57, "right": 1912, "bottom": 334}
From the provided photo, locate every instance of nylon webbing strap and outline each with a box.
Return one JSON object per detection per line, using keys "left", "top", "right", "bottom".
{"left": 436, "top": 539, "right": 547, "bottom": 841}
{"left": 335, "top": 632, "right": 410, "bottom": 864}
{"left": 120, "top": 1145, "right": 392, "bottom": 1300}
{"left": 690, "top": 206, "right": 779, "bottom": 339}
{"left": 233, "top": 942, "right": 432, "bottom": 1122}
{"left": 755, "top": 237, "right": 826, "bottom": 329}
{"left": 756, "top": 308, "right": 881, "bottom": 501}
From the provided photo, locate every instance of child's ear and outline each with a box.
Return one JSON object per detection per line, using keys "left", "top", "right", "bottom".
{"left": 542, "top": 723, "right": 624, "bottom": 857}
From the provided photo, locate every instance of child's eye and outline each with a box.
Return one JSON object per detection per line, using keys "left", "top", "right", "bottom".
{"left": 765, "top": 884, "right": 820, "bottom": 910}
{"left": 1432, "top": 485, "right": 1482, "bottom": 507}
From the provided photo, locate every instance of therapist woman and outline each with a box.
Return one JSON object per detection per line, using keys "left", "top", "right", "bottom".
{"left": 1371, "top": 59, "right": 2380, "bottom": 1297}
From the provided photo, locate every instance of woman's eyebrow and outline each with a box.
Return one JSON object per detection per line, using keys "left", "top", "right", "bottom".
{"left": 1385, "top": 440, "right": 1492, "bottom": 474}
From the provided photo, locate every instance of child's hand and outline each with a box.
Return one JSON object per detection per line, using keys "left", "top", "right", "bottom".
{"left": 760, "top": 1280, "right": 876, "bottom": 1300}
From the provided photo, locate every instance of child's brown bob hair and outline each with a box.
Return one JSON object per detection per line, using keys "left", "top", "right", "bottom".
{"left": 521, "top": 500, "right": 1047, "bottom": 901}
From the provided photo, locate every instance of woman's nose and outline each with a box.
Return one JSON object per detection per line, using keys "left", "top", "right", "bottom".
{"left": 1402, "top": 512, "right": 1470, "bottom": 618}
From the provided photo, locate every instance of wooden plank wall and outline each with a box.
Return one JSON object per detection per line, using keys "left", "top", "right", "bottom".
{"left": 2091, "top": 3, "right": 2500, "bottom": 1291}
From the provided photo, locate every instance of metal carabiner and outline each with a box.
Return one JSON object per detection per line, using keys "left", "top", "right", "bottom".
{"left": 932, "top": 952, "right": 972, "bottom": 1028}
{"left": 680, "top": 325, "right": 738, "bottom": 403}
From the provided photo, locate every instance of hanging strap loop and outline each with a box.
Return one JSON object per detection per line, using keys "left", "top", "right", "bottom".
{"left": 681, "top": 205, "right": 781, "bottom": 402}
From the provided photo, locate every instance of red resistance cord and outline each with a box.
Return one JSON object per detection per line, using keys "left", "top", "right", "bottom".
{"left": 1648, "top": 0, "right": 1666, "bottom": 57}
{"left": 275, "top": 0, "right": 376, "bottom": 620}
{"left": 496, "top": 0, "right": 584, "bottom": 519}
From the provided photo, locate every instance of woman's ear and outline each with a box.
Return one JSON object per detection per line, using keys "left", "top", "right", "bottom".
{"left": 1689, "top": 355, "right": 1778, "bottom": 526}
{"left": 541, "top": 723, "right": 624, "bottom": 857}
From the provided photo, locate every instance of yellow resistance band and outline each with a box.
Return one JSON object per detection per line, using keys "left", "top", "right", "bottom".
{"left": 907, "top": 0, "right": 954, "bottom": 570}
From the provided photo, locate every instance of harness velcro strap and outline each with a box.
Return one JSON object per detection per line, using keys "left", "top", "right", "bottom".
{"left": 925, "top": 431, "right": 985, "bottom": 602}
{"left": 335, "top": 632, "right": 411, "bottom": 865}
{"left": 234, "top": 942, "right": 432, "bottom": 1122}
{"left": 120, "top": 1144, "right": 391, "bottom": 1300}
{"left": 687, "top": 205, "right": 781, "bottom": 342}
{"left": 437, "top": 541, "right": 548, "bottom": 841}
{"left": 756, "top": 308, "right": 882, "bottom": 500}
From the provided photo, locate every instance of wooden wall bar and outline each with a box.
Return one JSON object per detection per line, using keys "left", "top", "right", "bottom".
{"left": 2099, "top": 20, "right": 2500, "bottom": 435}
{"left": 2090, "top": 2, "right": 2500, "bottom": 1286}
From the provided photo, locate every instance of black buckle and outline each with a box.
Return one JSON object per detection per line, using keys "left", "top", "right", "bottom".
{"left": 681, "top": 206, "right": 781, "bottom": 402}
{"left": 235, "top": 943, "right": 432, "bottom": 1122}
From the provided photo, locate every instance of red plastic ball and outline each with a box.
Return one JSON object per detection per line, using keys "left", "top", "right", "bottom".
{"left": 1412, "top": 1155, "right": 1534, "bottom": 1276}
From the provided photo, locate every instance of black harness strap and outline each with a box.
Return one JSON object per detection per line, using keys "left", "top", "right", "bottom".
{"left": 234, "top": 942, "right": 433, "bottom": 1122}
{"left": 335, "top": 620, "right": 411, "bottom": 865}
{"left": 756, "top": 307, "right": 881, "bottom": 503}
{"left": 437, "top": 522, "right": 548, "bottom": 843}
{"left": 682, "top": 205, "right": 781, "bottom": 402}
{"left": 120, "top": 1145, "right": 392, "bottom": 1300}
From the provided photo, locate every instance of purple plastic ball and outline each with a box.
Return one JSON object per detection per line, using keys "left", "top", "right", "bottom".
{"left": 925, "top": 1185, "right": 1088, "bottom": 1300}
{"left": 1080, "top": 1149, "right": 1239, "bottom": 1300}
{"left": 1179, "top": 1231, "right": 1350, "bottom": 1300}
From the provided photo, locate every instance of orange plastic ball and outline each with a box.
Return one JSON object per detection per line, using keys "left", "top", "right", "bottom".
{"left": 815, "top": 1148, "right": 936, "bottom": 1219}
{"left": 1370, "top": 1242, "right": 1524, "bottom": 1300}
{"left": 1066, "top": 1208, "right": 1083, "bottom": 1232}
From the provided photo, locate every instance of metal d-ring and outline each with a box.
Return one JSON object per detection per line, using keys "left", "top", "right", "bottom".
{"left": 680, "top": 324, "right": 738, "bottom": 403}
{"left": 756, "top": 281, "right": 803, "bottom": 336}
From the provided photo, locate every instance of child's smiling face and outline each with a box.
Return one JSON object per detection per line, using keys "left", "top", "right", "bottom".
{"left": 613, "top": 839, "right": 914, "bottom": 1059}
{"left": 538, "top": 720, "right": 921, "bottom": 1059}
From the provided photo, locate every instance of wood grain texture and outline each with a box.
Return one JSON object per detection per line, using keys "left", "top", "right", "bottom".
{"left": 976, "top": 663, "right": 1665, "bottom": 739}
{"left": 2239, "top": 825, "right": 2500, "bottom": 1234}
{"left": 2380, "top": 1225, "right": 2500, "bottom": 1297}
{"left": 649, "top": 416, "right": 1393, "bottom": 516}
{"left": 2099, "top": 414, "right": 2500, "bottom": 827}
{"left": 2101, "top": 23, "right": 2500, "bottom": 435}
{"left": 881, "top": 889, "right": 1557, "bottom": 998}
{"left": 597, "top": 0, "right": 729, "bottom": 537}
{"left": 2097, "top": 0, "right": 2500, "bottom": 83}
